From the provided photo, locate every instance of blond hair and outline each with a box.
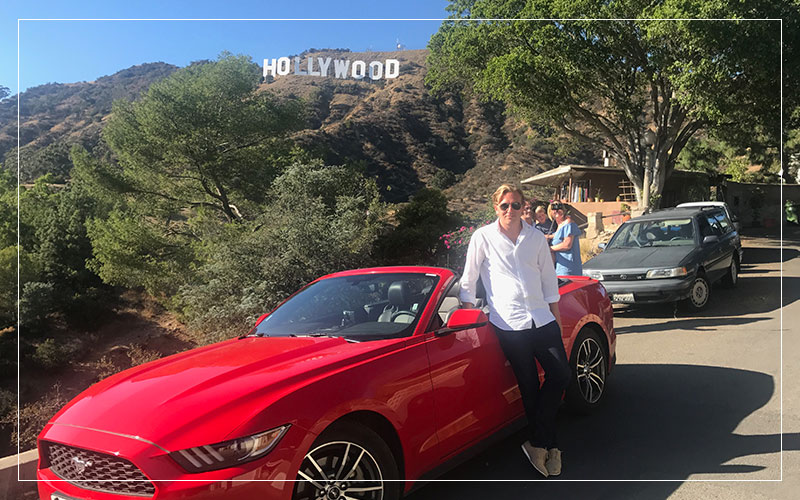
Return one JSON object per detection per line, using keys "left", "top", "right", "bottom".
{"left": 491, "top": 184, "right": 526, "bottom": 206}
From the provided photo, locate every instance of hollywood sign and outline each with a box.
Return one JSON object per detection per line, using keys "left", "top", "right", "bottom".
{"left": 263, "top": 57, "right": 400, "bottom": 81}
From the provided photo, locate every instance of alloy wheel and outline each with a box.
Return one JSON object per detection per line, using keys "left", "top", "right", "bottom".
{"left": 295, "top": 441, "right": 385, "bottom": 500}
{"left": 575, "top": 336, "right": 606, "bottom": 405}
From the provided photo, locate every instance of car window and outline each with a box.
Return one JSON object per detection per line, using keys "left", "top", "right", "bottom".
{"left": 607, "top": 218, "right": 694, "bottom": 248}
{"left": 705, "top": 214, "right": 723, "bottom": 236}
{"left": 253, "top": 273, "right": 439, "bottom": 340}
{"left": 714, "top": 212, "right": 732, "bottom": 234}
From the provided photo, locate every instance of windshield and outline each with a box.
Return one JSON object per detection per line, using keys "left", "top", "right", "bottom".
{"left": 607, "top": 218, "right": 695, "bottom": 249}
{"left": 253, "top": 273, "right": 439, "bottom": 341}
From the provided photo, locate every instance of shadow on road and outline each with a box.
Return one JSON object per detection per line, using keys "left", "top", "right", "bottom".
{"left": 407, "top": 364, "right": 791, "bottom": 500}
{"left": 610, "top": 273, "right": 798, "bottom": 333}
{"left": 740, "top": 247, "right": 799, "bottom": 265}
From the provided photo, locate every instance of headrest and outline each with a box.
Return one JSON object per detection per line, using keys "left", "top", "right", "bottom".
{"left": 388, "top": 281, "right": 410, "bottom": 306}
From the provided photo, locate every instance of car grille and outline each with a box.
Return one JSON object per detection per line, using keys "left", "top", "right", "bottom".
{"left": 46, "top": 442, "right": 156, "bottom": 497}
{"left": 603, "top": 273, "right": 647, "bottom": 281}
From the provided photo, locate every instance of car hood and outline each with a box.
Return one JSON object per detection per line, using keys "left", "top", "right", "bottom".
{"left": 48, "top": 336, "right": 398, "bottom": 451}
{"left": 585, "top": 246, "right": 697, "bottom": 271}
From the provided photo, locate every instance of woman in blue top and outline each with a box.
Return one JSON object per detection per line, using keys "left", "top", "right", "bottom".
{"left": 549, "top": 202, "right": 583, "bottom": 276}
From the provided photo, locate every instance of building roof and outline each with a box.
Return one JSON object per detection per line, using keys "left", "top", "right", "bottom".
{"left": 520, "top": 164, "right": 712, "bottom": 187}
{"left": 520, "top": 164, "right": 626, "bottom": 186}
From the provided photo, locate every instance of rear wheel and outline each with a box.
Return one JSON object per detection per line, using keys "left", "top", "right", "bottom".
{"left": 293, "top": 422, "right": 401, "bottom": 500}
{"left": 721, "top": 257, "right": 739, "bottom": 288}
{"left": 565, "top": 328, "right": 608, "bottom": 414}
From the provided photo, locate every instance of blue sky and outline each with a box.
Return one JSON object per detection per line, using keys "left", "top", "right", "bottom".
{"left": 4, "top": 0, "right": 451, "bottom": 94}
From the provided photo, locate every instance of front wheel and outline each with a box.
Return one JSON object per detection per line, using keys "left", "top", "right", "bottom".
{"left": 293, "top": 422, "right": 401, "bottom": 500}
{"left": 682, "top": 273, "right": 711, "bottom": 311}
{"left": 565, "top": 328, "right": 608, "bottom": 414}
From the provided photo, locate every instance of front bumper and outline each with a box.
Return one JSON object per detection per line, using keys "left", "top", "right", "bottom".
{"left": 37, "top": 423, "right": 309, "bottom": 500}
{"left": 598, "top": 276, "right": 695, "bottom": 304}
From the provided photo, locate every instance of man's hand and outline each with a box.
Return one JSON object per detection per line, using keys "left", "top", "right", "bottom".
{"left": 461, "top": 302, "right": 475, "bottom": 309}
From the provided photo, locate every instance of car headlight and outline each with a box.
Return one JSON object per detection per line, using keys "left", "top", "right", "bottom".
{"left": 646, "top": 267, "right": 688, "bottom": 279}
{"left": 169, "top": 424, "right": 290, "bottom": 472}
{"left": 583, "top": 270, "right": 604, "bottom": 280}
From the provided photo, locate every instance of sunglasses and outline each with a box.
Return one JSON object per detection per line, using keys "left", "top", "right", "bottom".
{"left": 498, "top": 202, "right": 522, "bottom": 211}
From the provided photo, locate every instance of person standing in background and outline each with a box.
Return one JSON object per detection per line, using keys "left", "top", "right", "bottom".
{"left": 549, "top": 202, "right": 583, "bottom": 276}
{"left": 522, "top": 201, "right": 535, "bottom": 226}
{"left": 533, "top": 205, "right": 556, "bottom": 243}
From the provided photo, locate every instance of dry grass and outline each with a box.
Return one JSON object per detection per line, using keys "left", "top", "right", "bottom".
{"left": 0, "top": 383, "right": 68, "bottom": 451}
{"left": 126, "top": 344, "right": 162, "bottom": 366}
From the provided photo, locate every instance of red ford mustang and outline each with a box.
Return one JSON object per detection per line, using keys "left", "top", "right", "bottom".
{"left": 37, "top": 266, "right": 615, "bottom": 500}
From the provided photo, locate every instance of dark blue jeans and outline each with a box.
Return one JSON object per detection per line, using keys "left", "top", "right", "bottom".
{"left": 494, "top": 321, "right": 571, "bottom": 449}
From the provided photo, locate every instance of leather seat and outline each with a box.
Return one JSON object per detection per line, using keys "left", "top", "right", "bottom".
{"left": 378, "top": 281, "right": 413, "bottom": 322}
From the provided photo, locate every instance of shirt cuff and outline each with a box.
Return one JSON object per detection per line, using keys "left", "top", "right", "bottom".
{"left": 544, "top": 294, "right": 561, "bottom": 304}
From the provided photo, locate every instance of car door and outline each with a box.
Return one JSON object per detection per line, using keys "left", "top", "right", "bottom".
{"left": 422, "top": 289, "right": 521, "bottom": 459}
{"left": 713, "top": 210, "right": 739, "bottom": 266}
{"left": 698, "top": 213, "right": 727, "bottom": 281}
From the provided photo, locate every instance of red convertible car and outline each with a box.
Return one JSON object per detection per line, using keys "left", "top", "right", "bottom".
{"left": 37, "top": 266, "right": 615, "bottom": 500}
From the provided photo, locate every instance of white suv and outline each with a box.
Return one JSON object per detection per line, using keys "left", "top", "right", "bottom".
{"left": 676, "top": 201, "right": 741, "bottom": 232}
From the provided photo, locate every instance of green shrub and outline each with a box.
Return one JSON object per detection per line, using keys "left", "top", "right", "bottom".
{"left": 32, "top": 337, "right": 84, "bottom": 370}
{"left": 378, "top": 188, "right": 463, "bottom": 265}
{"left": 430, "top": 169, "right": 457, "bottom": 190}
{"left": 178, "top": 161, "right": 385, "bottom": 341}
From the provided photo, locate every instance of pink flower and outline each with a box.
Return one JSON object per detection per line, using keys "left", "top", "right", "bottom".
{"left": 458, "top": 239, "right": 462, "bottom": 244}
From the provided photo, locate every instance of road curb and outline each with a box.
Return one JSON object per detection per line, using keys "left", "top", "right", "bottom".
{"left": 0, "top": 449, "right": 38, "bottom": 499}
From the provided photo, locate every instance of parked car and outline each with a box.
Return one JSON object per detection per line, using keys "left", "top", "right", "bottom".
{"left": 583, "top": 207, "right": 743, "bottom": 311}
{"left": 37, "top": 266, "right": 615, "bottom": 500}
{"left": 676, "top": 201, "right": 741, "bottom": 232}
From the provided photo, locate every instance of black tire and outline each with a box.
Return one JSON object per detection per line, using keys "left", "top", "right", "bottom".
{"left": 721, "top": 256, "right": 739, "bottom": 288}
{"left": 293, "top": 422, "right": 401, "bottom": 500}
{"left": 565, "top": 328, "right": 608, "bottom": 414}
{"left": 682, "top": 273, "right": 711, "bottom": 311}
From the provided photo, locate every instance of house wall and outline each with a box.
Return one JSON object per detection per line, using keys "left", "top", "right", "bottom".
{"left": 563, "top": 201, "right": 638, "bottom": 228}
{"left": 725, "top": 182, "right": 800, "bottom": 227}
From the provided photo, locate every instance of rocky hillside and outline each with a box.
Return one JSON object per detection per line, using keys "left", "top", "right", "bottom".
{"left": 0, "top": 49, "right": 598, "bottom": 207}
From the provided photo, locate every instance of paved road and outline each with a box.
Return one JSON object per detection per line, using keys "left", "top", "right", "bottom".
{"left": 407, "top": 232, "right": 798, "bottom": 500}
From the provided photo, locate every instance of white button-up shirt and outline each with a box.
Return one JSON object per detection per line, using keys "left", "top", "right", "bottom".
{"left": 459, "top": 219, "right": 560, "bottom": 330}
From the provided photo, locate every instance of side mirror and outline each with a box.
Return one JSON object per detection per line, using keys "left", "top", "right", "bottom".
{"left": 434, "top": 308, "right": 488, "bottom": 337}
{"left": 598, "top": 242, "right": 607, "bottom": 251}
{"left": 702, "top": 235, "right": 719, "bottom": 245}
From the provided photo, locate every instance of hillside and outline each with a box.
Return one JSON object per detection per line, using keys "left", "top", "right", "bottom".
{"left": 0, "top": 49, "right": 598, "bottom": 207}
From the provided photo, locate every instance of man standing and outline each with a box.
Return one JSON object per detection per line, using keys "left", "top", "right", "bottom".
{"left": 460, "top": 184, "right": 571, "bottom": 477}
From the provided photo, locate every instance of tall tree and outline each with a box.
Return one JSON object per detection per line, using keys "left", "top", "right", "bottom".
{"left": 103, "top": 53, "right": 305, "bottom": 222}
{"left": 427, "top": 0, "right": 790, "bottom": 210}
{"left": 80, "top": 54, "right": 307, "bottom": 296}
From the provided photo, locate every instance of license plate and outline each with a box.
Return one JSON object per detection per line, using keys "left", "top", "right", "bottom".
{"left": 612, "top": 293, "right": 635, "bottom": 303}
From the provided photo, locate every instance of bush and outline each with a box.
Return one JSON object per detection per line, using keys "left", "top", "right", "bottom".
{"left": 178, "top": 161, "right": 385, "bottom": 341}
{"left": 32, "top": 337, "right": 84, "bottom": 370}
{"left": 19, "top": 281, "right": 56, "bottom": 331}
{"left": 378, "top": 188, "right": 463, "bottom": 265}
{"left": 430, "top": 169, "right": 457, "bottom": 190}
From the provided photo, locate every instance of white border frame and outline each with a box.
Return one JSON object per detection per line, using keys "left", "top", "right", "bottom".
{"left": 14, "top": 16, "right": 785, "bottom": 486}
